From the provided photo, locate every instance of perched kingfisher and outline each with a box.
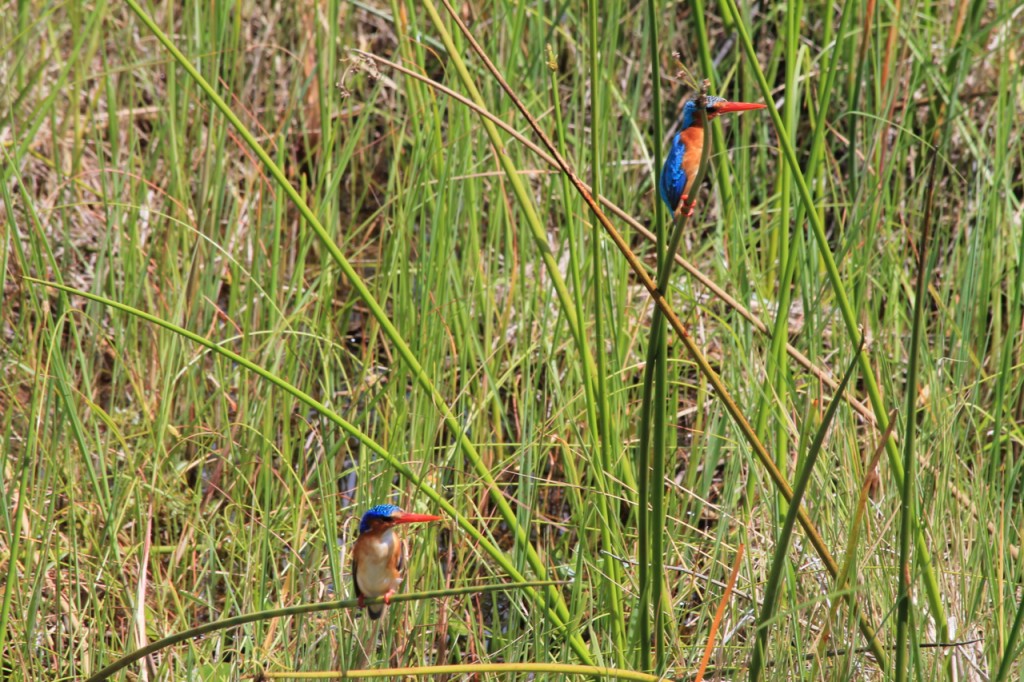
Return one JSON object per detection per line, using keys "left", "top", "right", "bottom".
{"left": 352, "top": 504, "right": 441, "bottom": 619}
{"left": 659, "top": 95, "right": 767, "bottom": 217}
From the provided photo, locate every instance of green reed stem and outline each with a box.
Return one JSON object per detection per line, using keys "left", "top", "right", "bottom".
{"left": 258, "top": 662, "right": 661, "bottom": 681}
{"left": 85, "top": 581, "right": 563, "bottom": 682}
{"left": 586, "top": 2, "right": 629, "bottom": 664}
{"left": 896, "top": 142, "right": 938, "bottom": 682}
{"left": 637, "top": 100, "right": 713, "bottom": 671}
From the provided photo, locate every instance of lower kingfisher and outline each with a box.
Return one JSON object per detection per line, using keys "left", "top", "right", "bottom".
{"left": 352, "top": 504, "right": 442, "bottom": 619}
{"left": 659, "top": 95, "right": 767, "bottom": 217}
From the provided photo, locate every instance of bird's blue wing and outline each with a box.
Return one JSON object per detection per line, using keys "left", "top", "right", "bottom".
{"left": 659, "top": 132, "right": 688, "bottom": 214}
{"left": 396, "top": 538, "right": 406, "bottom": 574}
{"left": 352, "top": 556, "right": 363, "bottom": 600}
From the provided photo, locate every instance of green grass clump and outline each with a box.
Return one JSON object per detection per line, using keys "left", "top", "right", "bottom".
{"left": 2, "top": 1, "right": 1021, "bottom": 680}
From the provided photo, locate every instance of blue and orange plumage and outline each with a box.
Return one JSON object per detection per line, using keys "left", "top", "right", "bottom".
{"left": 351, "top": 504, "right": 441, "bottom": 619}
{"left": 659, "top": 96, "right": 767, "bottom": 216}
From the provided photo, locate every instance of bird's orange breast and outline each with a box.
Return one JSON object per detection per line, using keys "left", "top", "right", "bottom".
{"left": 679, "top": 127, "right": 705, "bottom": 197}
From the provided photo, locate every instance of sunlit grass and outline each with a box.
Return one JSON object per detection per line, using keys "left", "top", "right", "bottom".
{"left": 2, "top": 0, "right": 1022, "bottom": 680}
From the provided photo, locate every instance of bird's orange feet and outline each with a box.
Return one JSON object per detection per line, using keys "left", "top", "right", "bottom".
{"left": 383, "top": 589, "right": 396, "bottom": 605}
{"left": 674, "top": 194, "right": 696, "bottom": 219}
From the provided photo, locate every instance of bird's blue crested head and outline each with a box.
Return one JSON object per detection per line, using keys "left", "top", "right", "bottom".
{"left": 680, "top": 96, "right": 728, "bottom": 130}
{"left": 359, "top": 504, "right": 401, "bottom": 533}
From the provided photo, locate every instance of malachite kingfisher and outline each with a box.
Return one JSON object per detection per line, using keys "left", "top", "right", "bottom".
{"left": 659, "top": 95, "right": 767, "bottom": 217}
{"left": 352, "top": 504, "right": 442, "bottom": 620}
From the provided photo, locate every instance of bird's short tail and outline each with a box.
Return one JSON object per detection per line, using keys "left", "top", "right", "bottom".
{"left": 366, "top": 603, "right": 385, "bottom": 620}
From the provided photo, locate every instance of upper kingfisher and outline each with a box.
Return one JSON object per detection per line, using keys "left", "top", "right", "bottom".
{"left": 351, "top": 504, "right": 442, "bottom": 619}
{"left": 659, "top": 95, "right": 767, "bottom": 217}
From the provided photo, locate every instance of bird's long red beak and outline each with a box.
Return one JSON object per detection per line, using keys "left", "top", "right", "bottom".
{"left": 712, "top": 101, "right": 768, "bottom": 115}
{"left": 392, "top": 512, "right": 442, "bottom": 524}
